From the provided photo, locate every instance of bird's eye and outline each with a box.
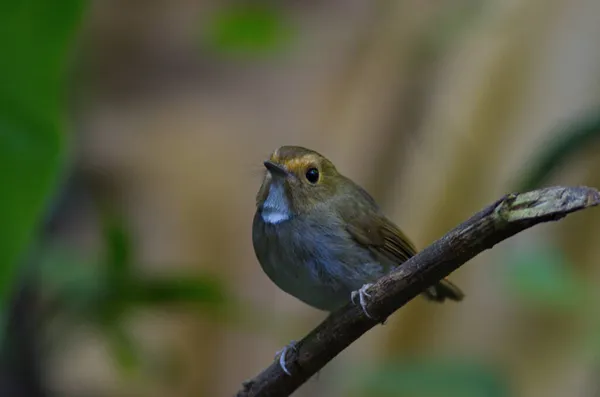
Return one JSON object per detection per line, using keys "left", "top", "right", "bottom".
{"left": 305, "top": 168, "right": 319, "bottom": 184}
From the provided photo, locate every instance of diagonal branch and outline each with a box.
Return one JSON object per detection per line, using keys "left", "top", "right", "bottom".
{"left": 236, "top": 186, "right": 600, "bottom": 397}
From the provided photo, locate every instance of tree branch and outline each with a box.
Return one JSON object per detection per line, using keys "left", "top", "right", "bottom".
{"left": 236, "top": 186, "right": 600, "bottom": 397}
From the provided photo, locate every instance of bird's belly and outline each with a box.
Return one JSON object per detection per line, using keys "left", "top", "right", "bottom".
{"left": 254, "top": 224, "right": 384, "bottom": 312}
{"left": 263, "top": 255, "right": 351, "bottom": 312}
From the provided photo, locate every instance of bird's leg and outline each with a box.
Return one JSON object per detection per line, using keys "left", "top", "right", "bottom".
{"left": 351, "top": 283, "right": 374, "bottom": 318}
{"left": 275, "top": 340, "right": 298, "bottom": 375}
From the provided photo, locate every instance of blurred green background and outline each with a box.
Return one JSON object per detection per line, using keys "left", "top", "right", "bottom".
{"left": 1, "top": 1, "right": 600, "bottom": 396}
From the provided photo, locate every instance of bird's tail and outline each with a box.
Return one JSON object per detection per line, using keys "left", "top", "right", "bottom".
{"left": 422, "top": 278, "right": 464, "bottom": 302}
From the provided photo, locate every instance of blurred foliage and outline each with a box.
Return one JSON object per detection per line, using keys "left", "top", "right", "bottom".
{"left": 505, "top": 111, "right": 600, "bottom": 347}
{"left": 0, "top": 1, "right": 86, "bottom": 302}
{"left": 100, "top": 213, "right": 228, "bottom": 311}
{"left": 105, "top": 322, "right": 141, "bottom": 376}
{"left": 503, "top": 241, "right": 587, "bottom": 310}
{"left": 419, "top": 0, "right": 485, "bottom": 58}
{"left": 351, "top": 359, "right": 509, "bottom": 397}
{"left": 516, "top": 111, "right": 600, "bottom": 191}
{"left": 39, "top": 212, "right": 228, "bottom": 374}
{"left": 201, "top": 3, "right": 293, "bottom": 56}
{"left": 38, "top": 243, "right": 104, "bottom": 315}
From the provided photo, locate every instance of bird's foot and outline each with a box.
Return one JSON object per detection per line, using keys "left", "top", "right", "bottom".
{"left": 275, "top": 340, "right": 297, "bottom": 375}
{"left": 351, "top": 283, "right": 374, "bottom": 318}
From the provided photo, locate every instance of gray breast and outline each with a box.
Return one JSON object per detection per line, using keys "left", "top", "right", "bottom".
{"left": 252, "top": 211, "right": 384, "bottom": 312}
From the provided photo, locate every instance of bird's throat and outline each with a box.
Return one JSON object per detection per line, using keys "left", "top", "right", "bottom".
{"left": 262, "top": 181, "right": 291, "bottom": 224}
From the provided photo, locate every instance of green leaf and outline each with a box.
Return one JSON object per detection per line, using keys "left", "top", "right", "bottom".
{"left": 126, "top": 275, "right": 227, "bottom": 308}
{"left": 0, "top": 1, "right": 86, "bottom": 302}
{"left": 37, "top": 244, "right": 105, "bottom": 315}
{"left": 202, "top": 4, "right": 292, "bottom": 56}
{"left": 515, "top": 111, "right": 600, "bottom": 191}
{"left": 105, "top": 322, "right": 141, "bottom": 377}
{"left": 101, "top": 212, "right": 133, "bottom": 284}
{"left": 503, "top": 242, "right": 586, "bottom": 309}
{"left": 351, "top": 359, "right": 509, "bottom": 397}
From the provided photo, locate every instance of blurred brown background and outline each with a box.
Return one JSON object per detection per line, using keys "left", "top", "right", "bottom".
{"left": 22, "top": 0, "right": 600, "bottom": 396}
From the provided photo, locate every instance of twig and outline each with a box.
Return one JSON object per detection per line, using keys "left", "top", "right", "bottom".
{"left": 236, "top": 186, "right": 600, "bottom": 397}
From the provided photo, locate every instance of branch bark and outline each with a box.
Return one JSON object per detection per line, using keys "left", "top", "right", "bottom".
{"left": 236, "top": 186, "right": 600, "bottom": 397}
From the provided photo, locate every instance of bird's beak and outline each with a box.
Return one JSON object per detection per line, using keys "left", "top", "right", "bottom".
{"left": 264, "top": 160, "right": 289, "bottom": 178}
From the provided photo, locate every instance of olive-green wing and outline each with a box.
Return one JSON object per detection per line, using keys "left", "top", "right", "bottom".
{"left": 344, "top": 209, "right": 464, "bottom": 302}
{"left": 345, "top": 213, "right": 417, "bottom": 266}
{"left": 337, "top": 178, "right": 417, "bottom": 265}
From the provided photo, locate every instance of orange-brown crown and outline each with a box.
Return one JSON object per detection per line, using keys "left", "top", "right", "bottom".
{"left": 269, "top": 146, "right": 334, "bottom": 176}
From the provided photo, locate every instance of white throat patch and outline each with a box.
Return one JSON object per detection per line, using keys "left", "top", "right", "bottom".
{"left": 262, "top": 182, "right": 291, "bottom": 224}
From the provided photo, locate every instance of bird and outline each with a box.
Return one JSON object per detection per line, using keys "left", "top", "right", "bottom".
{"left": 252, "top": 145, "right": 463, "bottom": 374}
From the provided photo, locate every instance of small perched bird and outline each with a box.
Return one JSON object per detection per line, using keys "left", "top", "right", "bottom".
{"left": 252, "top": 146, "right": 463, "bottom": 374}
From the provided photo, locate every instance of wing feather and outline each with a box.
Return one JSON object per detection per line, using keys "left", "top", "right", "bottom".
{"left": 340, "top": 188, "right": 463, "bottom": 302}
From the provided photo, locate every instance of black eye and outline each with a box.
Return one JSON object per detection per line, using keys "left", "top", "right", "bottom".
{"left": 305, "top": 168, "right": 319, "bottom": 184}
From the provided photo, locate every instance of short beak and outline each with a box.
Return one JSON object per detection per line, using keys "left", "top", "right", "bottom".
{"left": 263, "top": 160, "right": 289, "bottom": 177}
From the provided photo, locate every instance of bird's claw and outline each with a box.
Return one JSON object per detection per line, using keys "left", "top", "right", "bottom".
{"left": 275, "top": 340, "right": 297, "bottom": 375}
{"left": 351, "top": 283, "right": 374, "bottom": 318}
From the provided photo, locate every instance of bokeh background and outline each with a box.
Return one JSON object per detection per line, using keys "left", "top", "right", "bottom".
{"left": 2, "top": 1, "right": 600, "bottom": 396}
